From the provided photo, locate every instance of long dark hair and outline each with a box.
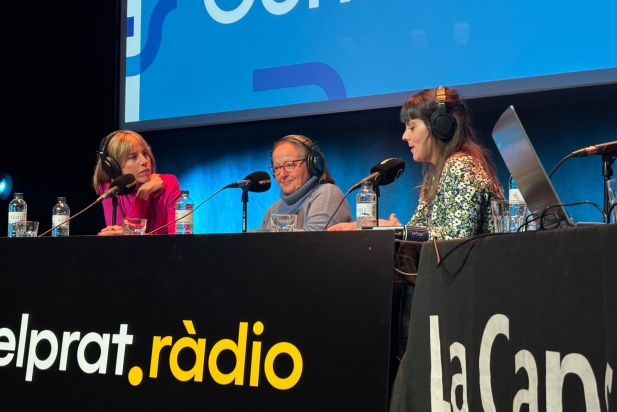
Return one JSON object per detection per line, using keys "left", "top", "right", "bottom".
{"left": 400, "top": 87, "right": 500, "bottom": 202}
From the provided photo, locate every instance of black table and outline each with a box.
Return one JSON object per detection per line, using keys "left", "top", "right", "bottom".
{"left": 390, "top": 224, "right": 617, "bottom": 411}
{"left": 0, "top": 231, "right": 395, "bottom": 411}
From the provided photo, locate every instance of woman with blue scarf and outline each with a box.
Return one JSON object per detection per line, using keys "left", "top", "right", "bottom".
{"left": 259, "top": 135, "right": 352, "bottom": 231}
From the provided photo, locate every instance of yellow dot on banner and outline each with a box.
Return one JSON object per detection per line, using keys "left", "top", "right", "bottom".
{"left": 128, "top": 366, "right": 143, "bottom": 386}
{"left": 253, "top": 321, "right": 264, "bottom": 335}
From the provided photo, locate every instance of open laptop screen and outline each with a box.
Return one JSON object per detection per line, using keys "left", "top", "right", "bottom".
{"left": 491, "top": 106, "right": 575, "bottom": 228}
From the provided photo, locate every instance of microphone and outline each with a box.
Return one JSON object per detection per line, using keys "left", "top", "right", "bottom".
{"left": 571, "top": 141, "right": 617, "bottom": 157}
{"left": 361, "top": 225, "right": 429, "bottom": 241}
{"left": 320, "top": 158, "right": 406, "bottom": 231}
{"left": 223, "top": 171, "right": 272, "bottom": 193}
{"left": 96, "top": 174, "right": 137, "bottom": 203}
{"left": 349, "top": 158, "right": 406, "bottom": 191}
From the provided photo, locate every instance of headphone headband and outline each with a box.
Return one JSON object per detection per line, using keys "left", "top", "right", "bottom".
{"left": 429, "top": 85, "right": 456, "bottom": 141}
{"left": 436, "top": 85, "right": 447, "bottom": 105}
{"left": 275, "top": 135, "right": 324, "bottom": 177}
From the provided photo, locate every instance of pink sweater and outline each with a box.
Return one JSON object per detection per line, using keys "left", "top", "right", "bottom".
{"left": 98, "top": 174, "right": 181, "bottom": 234}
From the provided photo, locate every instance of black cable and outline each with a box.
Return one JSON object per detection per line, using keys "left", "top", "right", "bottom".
{"left": 538, "top": 200, "right": 606, "bottom": 227}
{"left": 516, "top": 212, "right": 541, "bottom": 232}
{"left": 434, "top": 232, "right": 504, "bottom": 267}
{"left": 433, "top": 199, "right": 610, "bottom": 273}
{"left": 321, "top": 188, "right": 354, "bottom": 231}
{"left": 548, "top": 153, "right": 573, "bottom": 178}
{"left": 392, "top": 251, "right": 410, "bottom": 361}
{"left": 539, "top": 212, "right": 559, "bottom": 230}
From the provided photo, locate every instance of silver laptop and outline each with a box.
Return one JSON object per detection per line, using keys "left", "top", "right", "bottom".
{"left": 491, "top": 105, "right": 575, "bottom": 228}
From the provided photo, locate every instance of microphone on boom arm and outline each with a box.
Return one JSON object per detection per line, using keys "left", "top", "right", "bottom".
{"left": 223, "top": 171, "right": 272, "bottom": 192}
{"left": 96, "top": 174, "right": 137, "bottom": 203}
{"left": 350, "top": 158, "right": 406, "bottom": 224}
{"left": 348, "top": 158, "right": 406, "bottom": 192}
{"left": 322, "top": 158, "right": 406, "bottom": 231}
{"left": 571, "top": 141, "right": 617, "bottom": 157}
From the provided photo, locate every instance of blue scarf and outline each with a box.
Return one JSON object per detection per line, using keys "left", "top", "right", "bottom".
{"left": 280, "top": 176, "right": 319, "bottom": 205}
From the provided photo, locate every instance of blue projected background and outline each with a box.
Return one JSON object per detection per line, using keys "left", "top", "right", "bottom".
{"left": 121, "top": 0, "right": 617, "bottom": 131}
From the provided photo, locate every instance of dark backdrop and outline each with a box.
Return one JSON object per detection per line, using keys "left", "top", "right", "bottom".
{"left": 1, "top": 3, "right": 616, "bottom": 236}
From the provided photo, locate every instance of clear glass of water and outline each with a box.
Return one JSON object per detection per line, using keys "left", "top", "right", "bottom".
{"left": 122, "top": 218, "right": 147, "bottom": 235}
{"left": 271, "top": 214, "right": 297, "bottom": 232}
{"left": 491, "top": 200, "right": 510, "bottom": 233}
{"left": 15, "top": 221, "right": 39, "bottom": 237}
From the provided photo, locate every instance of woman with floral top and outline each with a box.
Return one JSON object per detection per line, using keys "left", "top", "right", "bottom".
{"left": 330, "top": 85, "right": 505, "bottom": 239}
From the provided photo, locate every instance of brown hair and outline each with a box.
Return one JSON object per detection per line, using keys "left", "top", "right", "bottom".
{"left": 400, "top": 87, "right": 500, "bottom": 202}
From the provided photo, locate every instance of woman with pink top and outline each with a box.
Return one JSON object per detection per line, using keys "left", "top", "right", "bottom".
{"left": 92, "top": 130, "right": 181, "bottom": 235}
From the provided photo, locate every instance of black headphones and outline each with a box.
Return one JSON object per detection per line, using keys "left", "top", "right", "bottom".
{"left": 98, "top": 131, "right": 122, "bottom": 179}
{"left": 429, "top": 85, "right": 456, "bottom": 141}
{"left": 278, "top": 136, "right": 324, "bottom": 176}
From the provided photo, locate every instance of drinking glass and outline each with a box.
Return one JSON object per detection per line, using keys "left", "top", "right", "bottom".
{"left": 122, "top": 218, "right": 147, "bottom": 235}
{"left": 271, "top": 214, "right": 297, "bottom": 232}
{"left": 491, "top": 200, "right": 510, "bottom": 233}
{"left": 15, "top": 221, "right": 39, "bottom": 237}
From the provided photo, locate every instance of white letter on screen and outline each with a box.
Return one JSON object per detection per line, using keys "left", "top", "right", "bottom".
{"left": 205, "top": 0, "right": 254, "bottom": 24}
{"left": 262, "top": 0, "right": 298, "bottom": 15}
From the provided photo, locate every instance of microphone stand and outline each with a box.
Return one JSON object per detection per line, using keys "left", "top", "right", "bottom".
{"left": 241, "top": 189, "right": 249, "bottom": 233}
{"left": 372, "top": 181, "right": 381, "bottom": 226}
{"left": 112, "top": 194, "right": 118, "bottom": 226}
{"left": 602, "top": 154, "right": 615, "bottom": 222}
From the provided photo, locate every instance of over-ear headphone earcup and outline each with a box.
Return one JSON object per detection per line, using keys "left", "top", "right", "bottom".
{"left": 306, "top": 151, "right": 324, "bottom": 176}
{"left": 98, "top": 133, "right": 122, "bottom": 179}
{"left": 101, "top": 156, "right": 122, "bottom": 179}
{"left": 430, "top": 105, "right": 456, "bottom": 141}
{"left": 277, "top": 135, "right": 325, "bottom": 177}
{"left": 430, "top": 86, "right": 456, "bottom": 141}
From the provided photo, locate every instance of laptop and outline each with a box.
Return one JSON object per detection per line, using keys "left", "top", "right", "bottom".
{"left": 491, "top": 105, "right": 575, "bottom": 228}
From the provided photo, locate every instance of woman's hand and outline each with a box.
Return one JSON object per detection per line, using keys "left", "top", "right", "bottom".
{"left": 137, "top": 173, "right": 164, "bottom": 199}
{"left": 327, "top": 222, "right": 358, "bottom": 231}
{"left": 379, "top": 213, "right": 402, "bottom": 226}
{"left": 98, "top": 225, "right": 124, "bottom": 236}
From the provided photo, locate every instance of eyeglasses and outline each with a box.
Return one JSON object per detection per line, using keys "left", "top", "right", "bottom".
{"left": 269, "top": 159, "right": 306, "bottom": 176}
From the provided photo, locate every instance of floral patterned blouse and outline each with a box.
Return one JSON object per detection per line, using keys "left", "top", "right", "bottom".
{"left": 408, "top": 154, "right": 505, "bottom": 240}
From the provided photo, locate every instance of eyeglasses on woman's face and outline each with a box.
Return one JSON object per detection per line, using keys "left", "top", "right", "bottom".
{"left": 269, "top": 159, "right": 306, "bottom": 176}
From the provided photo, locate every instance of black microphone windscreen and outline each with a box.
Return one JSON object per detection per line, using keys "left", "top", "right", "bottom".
{"left": 245, "top": 171, "right": 271, "bottom": 193}
{"left": 369, "top": 158, "right": 405, "bottom": 186}
{"left": 111, "top": 174, "right": 137, "bottom": 195}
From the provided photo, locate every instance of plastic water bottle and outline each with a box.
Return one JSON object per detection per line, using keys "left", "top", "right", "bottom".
{"left": 509, "top": 176, "right": 535, "bottom": 230}
{"left": 356, "top": 181, "right": 376, "bottom": 229}
{"left": 52, "top": 196, "right": 70, "bottom": 237}
{"left": 8, "top": 192, "right": 27, "bottom": 237}
{"left": 175, "top": 190, "right": 194, "bottom": 234}
{"left": 508, "top": 176, "right": 524, "bottom": 204}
